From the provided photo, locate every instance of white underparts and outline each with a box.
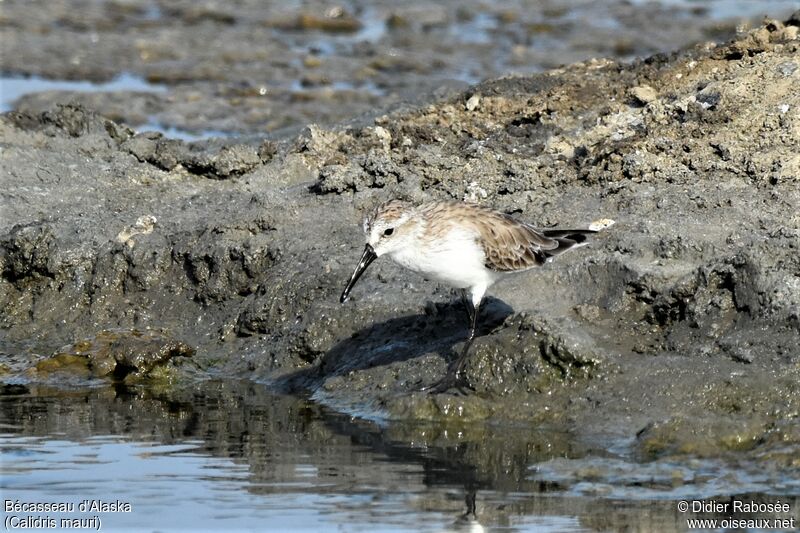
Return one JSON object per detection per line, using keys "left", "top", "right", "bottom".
{"left": 388, "top": 226, "right": 495, "bottom": 306}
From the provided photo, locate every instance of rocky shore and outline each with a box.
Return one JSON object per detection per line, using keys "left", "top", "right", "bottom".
{"left": 2, "top": 10, "right": 799, "bottom": 476}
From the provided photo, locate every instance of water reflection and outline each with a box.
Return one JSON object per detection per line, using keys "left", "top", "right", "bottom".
{"left": 0, "top": 381, "right": 796, "bottom": 532}
{"left": 0, "top": 74, "right": 234, "bottom": 141}
{"left": 0, "top": 74, "right": 167, "bottom": 112}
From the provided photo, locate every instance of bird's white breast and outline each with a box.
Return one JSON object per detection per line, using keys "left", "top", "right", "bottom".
{"left": 388, "top": 226, "right": 494, "bottom": 290}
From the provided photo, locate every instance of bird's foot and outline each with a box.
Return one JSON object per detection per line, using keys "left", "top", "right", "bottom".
{"left": 420, "top": 370, "right": 474, "bottom": 395}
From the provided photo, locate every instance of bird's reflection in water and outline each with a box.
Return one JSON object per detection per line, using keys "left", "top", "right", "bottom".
{"left": 445, "top": 490, "right": 484, "bottom": 533}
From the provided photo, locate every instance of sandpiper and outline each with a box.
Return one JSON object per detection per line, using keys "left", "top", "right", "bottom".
{"left": 340, "top": 199, "right": 613, "bottom": 392}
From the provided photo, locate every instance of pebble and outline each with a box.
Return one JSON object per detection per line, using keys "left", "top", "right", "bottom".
{"left": 465, "top": 94, "right": 481, "bottom": 111}
{"left": 629, "top": 85, "right": 657, "bottom": 104}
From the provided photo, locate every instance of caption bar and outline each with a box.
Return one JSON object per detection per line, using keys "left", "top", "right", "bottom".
{"left": 678, "top": 499, "right": 795, "bottom": 530}
{"left": 4, "top": 500, "right": 132, "bottom": 530}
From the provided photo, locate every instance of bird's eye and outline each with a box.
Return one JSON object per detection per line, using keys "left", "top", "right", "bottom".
{"left": 383, "top": 228, "right": 394, "bottom": 236}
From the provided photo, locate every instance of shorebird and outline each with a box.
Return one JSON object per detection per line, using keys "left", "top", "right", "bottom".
{"left": 340, "top": 199, "right": 613, "bottom": 392}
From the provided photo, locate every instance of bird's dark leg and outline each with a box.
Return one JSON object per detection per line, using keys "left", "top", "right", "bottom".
{"left": 452, "top": 298, "right": 479, "bottom": 381}
{"left": 423, "top": 296, "right": 481, "bottom": 394}
{"left": 463, "top": 490, "right": 477, "bottom": 520}
{"left": 460, "top": 289, "right": 475, "bottom": 324}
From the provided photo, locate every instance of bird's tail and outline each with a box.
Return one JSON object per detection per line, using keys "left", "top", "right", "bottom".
{"left": 540, "top": 218, "right": 614, "bottom": 261}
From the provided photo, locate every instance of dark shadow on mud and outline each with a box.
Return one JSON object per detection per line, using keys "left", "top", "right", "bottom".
{"left": 281, "top": 295, "right": 514, "bottom": 392}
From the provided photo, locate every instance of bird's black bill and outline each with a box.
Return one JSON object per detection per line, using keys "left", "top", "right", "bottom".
{"left": 340, "top": 244, "right": 377, "bottom": 303}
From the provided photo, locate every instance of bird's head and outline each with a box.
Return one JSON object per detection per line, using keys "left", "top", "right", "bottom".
{"left": 340, "top": 199, "right": 417, "bottom": 303}
{"left": 363, "top": 199, "right": 417, "bottom": 257}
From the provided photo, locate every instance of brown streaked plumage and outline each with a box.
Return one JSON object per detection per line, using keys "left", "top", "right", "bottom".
{"left": 416, "top": 202, "right": 561, "bottom": 272}
{"left": 341, "top": 199, "right": 614, "bottom": 393}
{"left": 363, "top": 199, "right": 411, "bottom": 234}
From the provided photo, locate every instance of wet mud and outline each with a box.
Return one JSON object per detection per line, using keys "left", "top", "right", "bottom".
{"left": 2, "top": 1, "right": 800, "bottom": 498}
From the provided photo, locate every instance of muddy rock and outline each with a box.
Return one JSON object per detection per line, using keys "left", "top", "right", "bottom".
{"left": 120, "top": 132, "right": 263, "bottom": 178}
{"left": 31, "top": 329, "right": 194, "bottom": 382}
{"left": 1, "top": 21, "right": 800, "bottom": 471}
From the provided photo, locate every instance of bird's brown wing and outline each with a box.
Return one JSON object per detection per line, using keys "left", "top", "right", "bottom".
{"left": 419, "top": 201, "right": 598, "bottom": 273}
{"left": 472, "top": 211, "right": 561, "bottom": 272}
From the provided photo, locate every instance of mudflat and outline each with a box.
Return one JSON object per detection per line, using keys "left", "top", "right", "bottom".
{"left": 1, "top": 1, "right": 799, "bottom": 507}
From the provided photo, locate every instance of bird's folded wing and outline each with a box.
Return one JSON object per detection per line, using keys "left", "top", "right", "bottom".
{"left": 473, "top": 212, "right": 559, "bottom": 272}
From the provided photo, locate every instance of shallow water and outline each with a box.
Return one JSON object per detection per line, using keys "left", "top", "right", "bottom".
{"left": 2, "top": 381, "right": 797, "bottom": 532}
{"left": 628, "top": 0, "right": 800, "bottom": 20}
{"left": 0, "top": 75, "right": 230, "bottom": 141}
{"left": 0, "top": 73, "right": 167, "bottom": 113}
